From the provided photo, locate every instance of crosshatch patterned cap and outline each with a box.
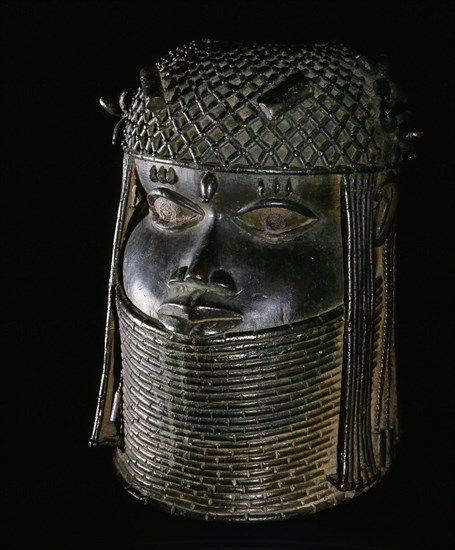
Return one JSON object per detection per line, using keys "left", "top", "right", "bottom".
{"left": 116, "top": 40, "right": 417, "bottom": 174}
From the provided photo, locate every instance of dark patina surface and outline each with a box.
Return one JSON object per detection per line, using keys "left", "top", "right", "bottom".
{"left": 91, "top": 40, "right": 419, "bottom": 520}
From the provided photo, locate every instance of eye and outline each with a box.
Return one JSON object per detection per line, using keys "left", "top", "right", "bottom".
{"left": 235, "top": 205, "right": 317, "bottom": 239}
{"left": 148, "top": 195, "right": 203, "bottom": 229}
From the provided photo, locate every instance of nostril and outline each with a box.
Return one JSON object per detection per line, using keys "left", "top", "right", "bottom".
{"left": 184, "top": 266, "right": 208, "bottom": 283}
{"left": 211, "top": 270, "right": 236, "bottom": 293}
{"left": 169, "top": 266, "right": 188, "bottom": 284}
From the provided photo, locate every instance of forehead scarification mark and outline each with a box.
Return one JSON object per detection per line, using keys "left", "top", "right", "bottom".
{"left": 273, "top": 178, "right": 280, "bottom": 194}
{"left": 149, "top": 164, "right": 178, "bottom": 185}
{"left": 166, "top": 167, "right": 177, "bottom": 185}
{"left": 257, "top": 179, "right": 264, "bottom": 196}
{"left": 158, "top": 166, "right": 167, "bottom": 183}
{"left": 200, "top": 171, "right": 218, "bottom": 203}
{"left": 149, "top": 165, "right": 158, "bottom": 182}
{"left": 286, "top": 178, "right": 293, "bottom": 195}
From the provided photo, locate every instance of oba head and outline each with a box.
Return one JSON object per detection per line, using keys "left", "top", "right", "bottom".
{"left": 92, "top": 40, "right": 419, "bottom": 520}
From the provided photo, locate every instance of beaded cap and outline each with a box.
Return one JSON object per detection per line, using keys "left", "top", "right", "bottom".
{"left": 116, "top": 40, "right": 415, "bottom": 174}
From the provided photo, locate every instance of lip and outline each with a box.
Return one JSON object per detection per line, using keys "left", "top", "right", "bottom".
{"left": 157, "top": 300, "right": 243, "bottom": 337}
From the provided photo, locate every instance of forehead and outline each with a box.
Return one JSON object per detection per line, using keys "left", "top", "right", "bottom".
{"left": 134, "top": 159, "right": 341, "bottom": 208}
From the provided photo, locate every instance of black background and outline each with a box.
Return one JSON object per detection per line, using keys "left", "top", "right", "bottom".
{"left": 4, "top": 1, "right": 454, "bottom": 548}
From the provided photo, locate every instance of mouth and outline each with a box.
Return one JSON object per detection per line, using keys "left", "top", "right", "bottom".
{"left": 157, "top": 299, "right": 243, "bottom": 337}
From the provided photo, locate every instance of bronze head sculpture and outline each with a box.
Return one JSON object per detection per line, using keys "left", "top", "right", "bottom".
{"left": 91, "top": 40, "right": 419, "bottom": 520}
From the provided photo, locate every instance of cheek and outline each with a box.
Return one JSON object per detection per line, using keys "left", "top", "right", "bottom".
{"left": 122, "top": 218, "right": 192, "bottom": 314}
{"left": 294, "top": 221, "right": 344, "bottom": 301}
{"left": 227, "top": 222, "right": 343, "bottom": 326}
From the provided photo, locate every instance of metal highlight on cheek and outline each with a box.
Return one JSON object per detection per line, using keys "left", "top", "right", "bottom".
{"left": 200, "top": 171, "right": 218, "bottom": 202}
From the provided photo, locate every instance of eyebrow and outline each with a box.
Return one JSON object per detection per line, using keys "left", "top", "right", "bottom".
{"left": 236, "top": 198, "right": 317, "bottom": 219}
{"left": 148, "top": 188, "right": 204, "bottom": 215}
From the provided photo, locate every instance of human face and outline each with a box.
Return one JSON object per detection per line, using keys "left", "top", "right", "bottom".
{"left": 122, "top": 159, "right": 344, "bottom": 338}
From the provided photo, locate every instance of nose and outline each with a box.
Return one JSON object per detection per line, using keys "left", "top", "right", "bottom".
{"left": 169, "top": 221, "right": 236, "bottom": 294}
{"left": 185, "top": 239, "right": 214, "bottom": 283}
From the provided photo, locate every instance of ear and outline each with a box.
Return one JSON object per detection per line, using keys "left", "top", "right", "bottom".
{"left": 374, "top": 179, "right": 399, "bottom": 246}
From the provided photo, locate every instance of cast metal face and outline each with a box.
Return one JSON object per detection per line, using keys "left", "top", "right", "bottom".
{"left": 122, "top": 159, "right": 344, "bottom": 337}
